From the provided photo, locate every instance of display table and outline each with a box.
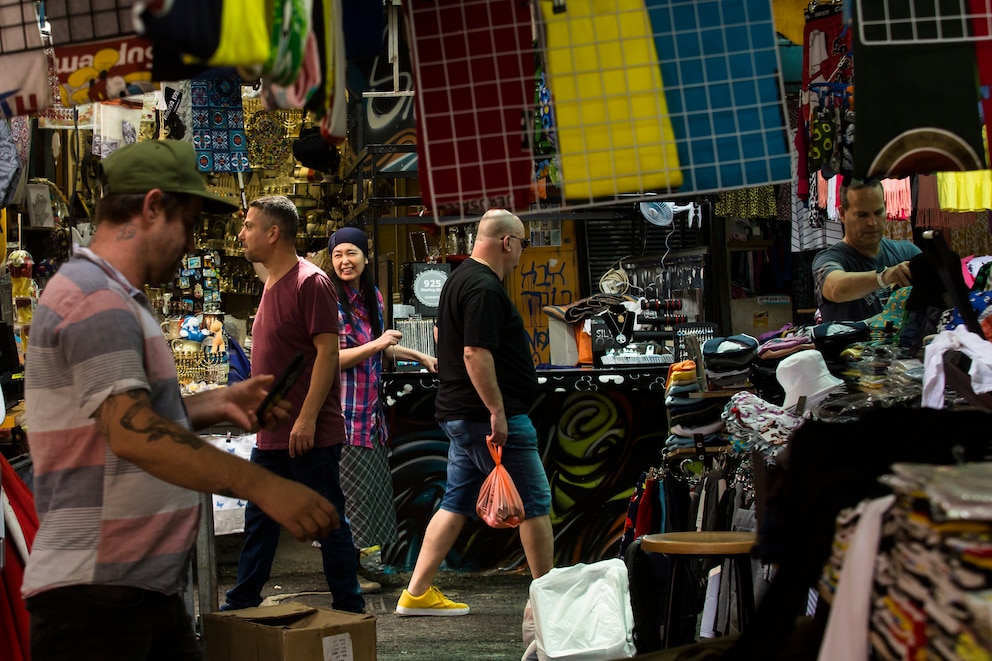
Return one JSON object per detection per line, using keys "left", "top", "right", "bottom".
{"left": 381, "top": 366, "right": 670, "bottom": 571}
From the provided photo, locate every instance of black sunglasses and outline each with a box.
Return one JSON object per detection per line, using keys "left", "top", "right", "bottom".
{"left": 504, "top": 235, "right": 530, "bottom": 249}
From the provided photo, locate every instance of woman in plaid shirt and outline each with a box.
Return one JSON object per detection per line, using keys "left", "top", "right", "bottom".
{"left": 318, "top": 227, "right": 436, "bottom": 589}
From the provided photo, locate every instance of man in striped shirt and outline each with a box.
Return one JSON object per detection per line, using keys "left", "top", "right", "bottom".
{"left": 22, "top": 141, "right": 338, "bottom": 661}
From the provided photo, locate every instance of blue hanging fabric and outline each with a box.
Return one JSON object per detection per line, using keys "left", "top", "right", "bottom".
{"left": 646, "top": 0, "right": 792, "bottom": 192}
{"left": 225, "top": 332, "right": 251, "bottom": 384}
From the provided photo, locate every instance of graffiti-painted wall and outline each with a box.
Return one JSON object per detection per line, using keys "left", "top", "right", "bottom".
{"left": 381, "top": 368, "right": 668, "bottom": 571}
{"left": 504, "top": 221, "right": 581, "bottom": 366}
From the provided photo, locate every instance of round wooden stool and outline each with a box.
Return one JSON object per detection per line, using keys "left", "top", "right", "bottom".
{"left": 640, "top": 531, "right": 757, "bottom": 648}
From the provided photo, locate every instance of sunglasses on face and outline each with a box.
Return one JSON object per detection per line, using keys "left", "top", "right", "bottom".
{"left": 504, "top": 235, "right": 530, "bottom": 249}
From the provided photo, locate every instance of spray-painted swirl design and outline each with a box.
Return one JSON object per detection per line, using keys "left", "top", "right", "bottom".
{"left": 381, "top": 370, "right": 667, "bottom": 570}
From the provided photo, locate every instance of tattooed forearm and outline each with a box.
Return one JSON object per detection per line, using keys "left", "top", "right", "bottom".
{"left": 99, "top": 389, "right": 205, "bottom": 449}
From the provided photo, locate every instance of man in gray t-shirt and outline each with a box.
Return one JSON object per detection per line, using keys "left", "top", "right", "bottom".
{"left": 812, "top": 180, "right": 921, "bottom": 322}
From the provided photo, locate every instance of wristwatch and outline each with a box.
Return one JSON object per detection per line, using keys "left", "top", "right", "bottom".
{"left": 876, "top": 267, "right": 890, "bottom": 289}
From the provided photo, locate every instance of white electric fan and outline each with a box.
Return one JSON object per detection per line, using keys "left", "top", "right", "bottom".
{"left": 638, "top": 200, "right": 696, "bottom": 228}
{"left": 637, "top": 200, "right": 698, "bottom": 256}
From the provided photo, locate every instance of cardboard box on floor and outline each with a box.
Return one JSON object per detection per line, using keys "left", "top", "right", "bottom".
{"left": 202, "top": 603, "right": 376, "bottom": 661}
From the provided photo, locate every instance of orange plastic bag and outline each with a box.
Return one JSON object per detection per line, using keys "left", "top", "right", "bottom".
{"left": 476, "top": 441, "right": 525, "bottom": 528}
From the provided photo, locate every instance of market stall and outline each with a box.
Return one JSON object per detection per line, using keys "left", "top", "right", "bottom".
{"left": 1, "top": 1, "right": 992, "bottom": 659}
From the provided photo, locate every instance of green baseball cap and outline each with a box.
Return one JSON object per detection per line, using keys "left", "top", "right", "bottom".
{"left": 100, "top": 140, "right": 239, "bottom": 214}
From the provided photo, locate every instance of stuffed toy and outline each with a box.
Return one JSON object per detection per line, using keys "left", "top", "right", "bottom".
{"left": 210, "top": 320, "right": 225, "bottom": 354}
{"left": 179, "top": 315, "right": 205, "bottom": 342}
{"left": 8, "top": 249, "right": 33, "bottom": 299}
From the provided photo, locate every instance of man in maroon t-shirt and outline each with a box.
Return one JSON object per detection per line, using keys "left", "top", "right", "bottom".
{"left": 223, "top": 195, "right": 364, "bottom": 614}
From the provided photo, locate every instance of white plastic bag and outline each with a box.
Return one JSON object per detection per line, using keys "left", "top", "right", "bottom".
{"left": 528, "top": 559, "right": 635, "bottom": 661}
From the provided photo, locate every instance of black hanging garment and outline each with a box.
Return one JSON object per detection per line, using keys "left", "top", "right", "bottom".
{"left": 852, "top": 0, "right": 986, "bottom": 178}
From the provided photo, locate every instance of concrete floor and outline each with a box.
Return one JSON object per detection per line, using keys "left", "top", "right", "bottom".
{"left": 209, "top": 533, "right": 535, "bottom": 661}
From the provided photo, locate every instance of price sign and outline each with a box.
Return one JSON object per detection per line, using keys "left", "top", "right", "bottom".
{"left": 412, "top": 268, "right": 447, "bottom": 308}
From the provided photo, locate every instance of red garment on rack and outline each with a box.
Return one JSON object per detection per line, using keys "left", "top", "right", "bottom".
{"left": 971, "top": 0, "right": 992, "bottom": 165}
{"left": 1, "top": 455, "right": 37, "bottom": 661}
{"left": 634, "top": 476, "right": 658, "bottom": 538}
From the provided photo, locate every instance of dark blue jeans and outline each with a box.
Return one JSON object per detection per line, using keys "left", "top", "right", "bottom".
{"left": 223, "top": 445, "right": 364, "bottom": 613}
{"left": 27, "top": 585, "right": 201, "bottom": 661}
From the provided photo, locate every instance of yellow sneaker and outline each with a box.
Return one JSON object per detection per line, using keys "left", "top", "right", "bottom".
{"left": 395, "top": 586, "right": 470, "bottom": 616}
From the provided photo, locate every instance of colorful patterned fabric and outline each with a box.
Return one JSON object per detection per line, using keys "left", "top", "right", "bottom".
{"left": 245, "top": 110, "right": 292, "bottom": 170}
{"left": 190, "top": 75, "right": 250, "bottom": 173}
{"left": 0, "top": 120, "right": 22, "bottom": 208}
{"left": 944, "top": 291, "right": 992, "bottom": 332}
{"left": 264, "top": 0, "right": 310, "bottom": 85}
{"left": 950, "top": 212, "right": 992, "bottom": 260}
{"left": 866, "top": 285, "right": 911, "bottom": 344}
{"left": 715, "top": 186, "right": 777, "bottom": 219}
{"left": 9, "top": 116, "right": 30, "bottom": 167}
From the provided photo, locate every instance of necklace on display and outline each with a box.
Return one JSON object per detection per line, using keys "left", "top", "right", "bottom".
{"left": 603, "top": 305, "right": 634, "bottom": 346}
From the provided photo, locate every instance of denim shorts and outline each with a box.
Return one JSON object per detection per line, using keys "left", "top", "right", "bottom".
{"left": 439, "top": 414, "right": 552, "bottom": 519}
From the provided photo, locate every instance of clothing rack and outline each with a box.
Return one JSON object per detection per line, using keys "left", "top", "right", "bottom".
{"left": 661, "top": 445, "right": 735, "bottom": 484}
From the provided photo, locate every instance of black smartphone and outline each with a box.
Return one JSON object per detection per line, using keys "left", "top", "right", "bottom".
{"left": 254, "top": 352, "right": 305, "bottom": 424}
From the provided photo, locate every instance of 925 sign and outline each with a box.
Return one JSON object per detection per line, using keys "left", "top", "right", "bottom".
{"left": 413, "top": 269, "right": 448, "bottom": 308}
